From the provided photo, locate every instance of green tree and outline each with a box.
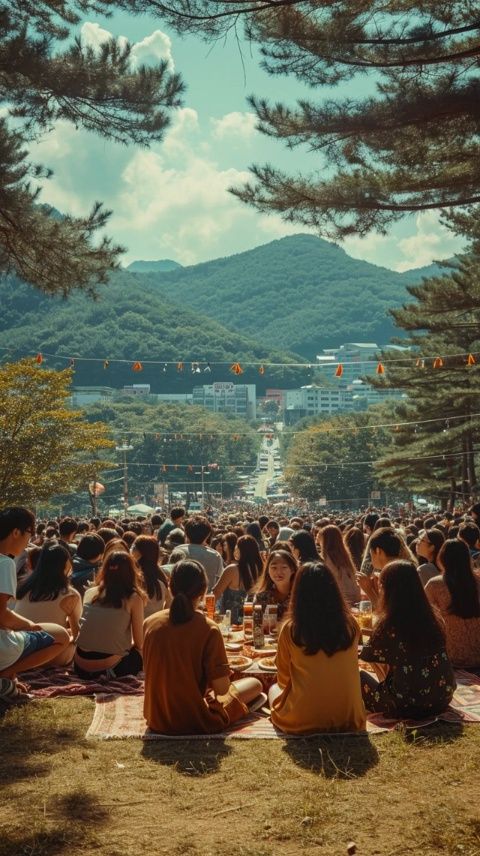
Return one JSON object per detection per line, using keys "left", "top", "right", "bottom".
{"left": 160, "top": 1, "right": 480, "bottom": 237}
{"left": 282, "top": 408, "right": 396, "bottom": 508}
{"left": 0, "top": 359, "right": 114, "bottom": 506}
{"left": 1, "top": 2, "right": 184, "bottom": 295}
{"left": 85, "top": 398, "right": 260, "bottom": 506}
{"left": 370, "top": 242, "right": 480, "bottom": 508}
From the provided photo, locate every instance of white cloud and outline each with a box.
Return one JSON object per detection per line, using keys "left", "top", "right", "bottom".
{"left": 395, "top": 211, "right": 462, "bottom": 271}
{"left": 211, "top": 112, "right": 257, "bottom": 141}
{"left": 80, "top": 22, "right": 174, "bottom": 71}
{"left": 130, "top": 31, "right": 174, "bottom": 73}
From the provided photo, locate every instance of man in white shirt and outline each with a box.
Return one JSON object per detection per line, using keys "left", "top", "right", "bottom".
{"left": 175, "top": 516, "right": 223, "bottom": 591}
{"left": 0, "top": 507, "right": 69, "bottom": 705}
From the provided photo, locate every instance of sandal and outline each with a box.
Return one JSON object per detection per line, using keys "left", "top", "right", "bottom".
{"left": 0, "top": 678, "right": 31, "bottom": 706}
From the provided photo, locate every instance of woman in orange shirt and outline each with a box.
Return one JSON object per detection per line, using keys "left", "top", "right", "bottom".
{"left": 269, "top": 562, "right": 366, "bottom": 734}
{"left": 143, "top": 560, "right": 262, "bottom": 735}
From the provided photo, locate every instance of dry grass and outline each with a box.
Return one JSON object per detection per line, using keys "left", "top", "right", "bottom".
{"left": 1, "top": 698, "right": 480, "bottom": 856}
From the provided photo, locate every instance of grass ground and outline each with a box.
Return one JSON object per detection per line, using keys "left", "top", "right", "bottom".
{"left": 1, "top": 698, "right": 480, "bottom": 856}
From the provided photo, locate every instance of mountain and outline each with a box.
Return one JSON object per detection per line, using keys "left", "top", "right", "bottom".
{"left": 136, "top": 234, "right": 451, "bottom": 358}
{"left": 0, "top": 271, "right": 308, "bottom": 393}
{"left": 127, "top": 259, "right": 182, "bottom": 273}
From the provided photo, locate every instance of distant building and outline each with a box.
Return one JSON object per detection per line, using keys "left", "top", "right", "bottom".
{"left": 122, "top": 384, "right": 151, "bottom": 397}
{"left": 284, "top": 381, "right": 404, "bottom": 424}
{"left": 192, "top": 382, "right": 256, "bottom": 420}
{"left": 156, "top": 393, "right": 193, "bottom": 404}
{"left": 71, "top": 386, "right": 115, "bottom": 407}
{"left": 316, "top": 342, "right": 380, "bottom": 384}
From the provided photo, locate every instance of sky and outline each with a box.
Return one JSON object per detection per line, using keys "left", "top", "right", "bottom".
{"left": 30, "top": 8, "right": 464, "bottom": 270}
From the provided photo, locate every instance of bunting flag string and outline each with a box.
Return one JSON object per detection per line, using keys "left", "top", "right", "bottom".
{"left": 2, "top": 346, "right": 479, "bottom": 373}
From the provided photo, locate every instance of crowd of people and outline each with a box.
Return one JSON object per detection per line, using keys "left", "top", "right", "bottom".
{"left": 1, "top": 503, "right": 480, "bottom": 734}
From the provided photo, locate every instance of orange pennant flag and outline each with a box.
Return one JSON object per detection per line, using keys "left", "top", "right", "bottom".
{"left": 467, "top": 353, "right": 476, "bottom": 366}
{"left": 132, "top": 361, "right": 143, "bottom": 372}
{"left": 433, "top": 357, "right": 444, "bottom": 369}
{"left": 35, "top": 353, "right": 43, "bottom": 365}
{"left": 376, "top": 362, "right": 385, "bottom": 375}
{"left": 335, "top": 363, "right": 343, "bottom": 378}
{"left": 230, "top": 362, "right": 244, "bottom": 375}
{"left": 259, "top": 365, "right": 265, "bottom": 375}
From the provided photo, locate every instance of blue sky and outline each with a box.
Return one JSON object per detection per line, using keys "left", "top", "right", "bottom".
{"left": 31, "top": 8, "right": 464, "bottom": 270}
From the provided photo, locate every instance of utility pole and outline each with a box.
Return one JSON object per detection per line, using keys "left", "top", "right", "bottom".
{"left": 116, "top": 443, "right": 133, "bottom": 514}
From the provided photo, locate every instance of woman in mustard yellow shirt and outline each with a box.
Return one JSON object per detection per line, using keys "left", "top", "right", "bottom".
{"left": 269, "top": 562, "right": 366, "bottom": 734}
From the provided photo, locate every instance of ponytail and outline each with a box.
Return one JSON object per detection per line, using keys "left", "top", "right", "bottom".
{"left": 169, "top": 559, "right": 207, "bottom": 626}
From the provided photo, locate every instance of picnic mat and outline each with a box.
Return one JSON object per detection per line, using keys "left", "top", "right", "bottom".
{"left": 22, "top": 666, "right": 144, "bottom": 698}
{"left": 86, "top": 670, "right": 480, "bottom": 740}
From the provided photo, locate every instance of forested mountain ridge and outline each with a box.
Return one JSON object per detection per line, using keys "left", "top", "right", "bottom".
{"left": 127, "top": 259, "right": 182, "bottom": 273}
{"left": 0, "top": 271, "right": 308, "bottom": 393}
{"left": 133, "top": 234, "right": 448, "bottom": 358}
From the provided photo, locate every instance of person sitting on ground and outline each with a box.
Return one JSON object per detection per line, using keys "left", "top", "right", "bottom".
{"left": 317, "top": 525, "right": 361, "bottom": 607}
{"left": 71, "top": 533, "right": 105, "bottom": 596}
{"left": 358, "top": 528, "right": 409, "bottom": 610}
{"left": 425, "top": 539, "right": 480, "bottom": 670}
{"left": 359, "top": 560, "right": 456, "bottom": 720}
{"left": 254, "top": 549, "right": 298, "bottom": 619}
{"left": 416, "top": 528, "right": 445, "bottom": 587}
{"left": 458, "top": 522, "right": 480, "bottom": 569}
{"left": 269, "top": 562, "right": 366, "bottom": 734}
{"left": 131, "top": 535, "right": 172, "bottom": 618}
{"left": 58, "top": 517, "right": 78, "bottom": 557}
{"left": 74, "top": 551, "right": 145, "bottom": 679}
{"left": 289, "top": 529, "right": 320, "bottom": 565}
{"left": 175, "top": 516, "right": 223, "bottom": 591}
{"left": 143, "top": 559, "right": 262, "bottom": 735}
{"left": 0, "top": 507, "right": 70, "bottom": 703}
{"left": 157, "top": 507, "right": 186, "bottom": 546}
{"left": 343, "top": 526, "right": 365, "bottom": 573}
{"left": 212, "top": 534, "right": 263, "bottom": 623}
{"left": 15, "top": 542, "right": 81, "bottom": 665}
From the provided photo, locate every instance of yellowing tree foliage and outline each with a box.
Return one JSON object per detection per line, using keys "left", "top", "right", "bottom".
{"left": 0, "top": 359, "right": 114, "bottom": 506}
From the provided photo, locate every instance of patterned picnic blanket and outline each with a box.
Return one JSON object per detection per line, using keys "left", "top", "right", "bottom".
{"left": 86, "top": 669, "right": 480, "bottom": 740}
{"left": 22, "top": 666, "right": 144, "bottom": 698}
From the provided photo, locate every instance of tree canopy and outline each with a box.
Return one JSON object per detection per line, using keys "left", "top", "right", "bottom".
{"left": 160, "top": 1, "right": 480, "bottom": 239}
{"left": 0, "top": 359, "right": 113, "bottom": 507}
{"left": 0, "top": 1, "right": 184, "bottom": 295}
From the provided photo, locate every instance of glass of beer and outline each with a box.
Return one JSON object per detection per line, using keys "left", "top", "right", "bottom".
{"left": 243, "top": 599, "right": 254, "bottom": 641}
{"left": 358, "top": 600, "right": 372, "bottom": 630}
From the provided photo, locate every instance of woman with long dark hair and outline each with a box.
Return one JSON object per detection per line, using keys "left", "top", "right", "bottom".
{"left": 15, "top": 542, "right": 81, "bottom": 666}
{"left": 318, "top": 525, "right": 361, "bottom": 606}
{"left": 131, "top": 535, "right": 171, "bottom": 618}
{"left": 254, "top": 549, "right": 298, "bottom": 619}
{"left": 74, "top": 551, "right": 145, "bottom": 678}
{"left": 416, "top": 528, "right": 445, "bottom": 587}
{"left": 212, "top": 534, "right": 262, "bottom": 622}
{"left": 289, "top": 530, "right": 320, "bottom": 565}
{"left": 360, "top": 560, "right": 456, "bottom": 718}
{"left": 425, "top": 539, "right": 480, "bottom": 669}
{"left": 269, "top": 562, "right": 366, "bottom": 733}
{"left": 143, "top": 560, "right": 263, "bottom": 734}
{"left": 343, "top": 526, "right": 365, "bottom": 573}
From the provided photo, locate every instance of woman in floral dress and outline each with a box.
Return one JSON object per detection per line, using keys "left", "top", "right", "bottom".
{"left": 360, "top": 560, "right": 456, "bottom": 719}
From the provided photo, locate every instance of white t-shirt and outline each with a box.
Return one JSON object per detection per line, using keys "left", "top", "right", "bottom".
{"left": 0, "top": 553, "right": 25, "bottom": 669}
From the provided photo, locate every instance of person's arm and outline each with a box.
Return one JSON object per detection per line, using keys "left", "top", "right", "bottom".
{"left": 275, "top": 623, "right": 292, "bottom": 690}
{"left": 61, "top": 592, "right": 82, "bottom": 639}
{"left": 0, "top": 593, "right": 41, "bottom": 631}
{"left": 212, "top": 565, "right": 235, "bottom": 600}
{"left": 129, "top": 593, "right": 144, "bottom": 651}
{"left": 356, "top": 573, "right": 380, "bottom": 610}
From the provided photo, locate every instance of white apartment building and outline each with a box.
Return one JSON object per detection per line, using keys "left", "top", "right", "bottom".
{"left": 192, "top": 382, "right": 256, "bottom": 420}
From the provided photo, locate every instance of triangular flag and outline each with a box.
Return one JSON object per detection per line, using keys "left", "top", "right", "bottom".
{"left": 132, "top": 361, "right": 143, "bottom": 372}
{"left": 103, "top": 359, "right": 110, "bottom": 369}
{"left": 433, "top": 357, "right": 444, "bottom": 369}
{"left": 230, "top": 362, "right": 244, "bottom": 375}
{"left": 35, "top": 353, "right": 43, "bottom": 365}
{"left": 259, "top": 365, "right": 265, "bottom": 375}
{"left": 335, "top": 363, "right": 343, "bottom": 378}
{"left": 176, "top": 362, "right": 184, "bottom": 372}
{"left": 415, "top": 358, "right": 424, "bottom": 369}
{"left": 376, "top": 362, "right": 385, "bottom": 375}
{"left": 467, "top": 353, "right": 476, "bottom": 366}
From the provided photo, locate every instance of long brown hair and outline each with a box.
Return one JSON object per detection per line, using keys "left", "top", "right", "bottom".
{"left": 222, "top": 531, "right": 238, "bottom": 565}
{"left": 236, "top": 534, "right": 263, "bottom": 590}
{"left": 133, "top": 535, "right": 168, "bottom": 600}
{"left": 343, "top": 526, "right": 365, "bottom": 572}
{"left": 255, "top": 549, "right": 298, "bottom": 595}
{"left": 374, "top": 560, "right": 445, "bottom": 652}
{"left": 93, "top": 551, "right": 145, "bottom": 609}
{"left": 169, "top": 560, "right": 207, "bottom": 625}
{"left": 289, "top": 562, "right": 358, "bottom": 656}
{"left": 438, "top": 539, "right": 480, "bottom": 619}
{"left": 319, "top": 525, "right": 357, "bottom": 583}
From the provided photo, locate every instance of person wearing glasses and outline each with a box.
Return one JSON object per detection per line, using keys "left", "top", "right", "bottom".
{"left": 0, "top": 507, "right": 70, "bottom": 707}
